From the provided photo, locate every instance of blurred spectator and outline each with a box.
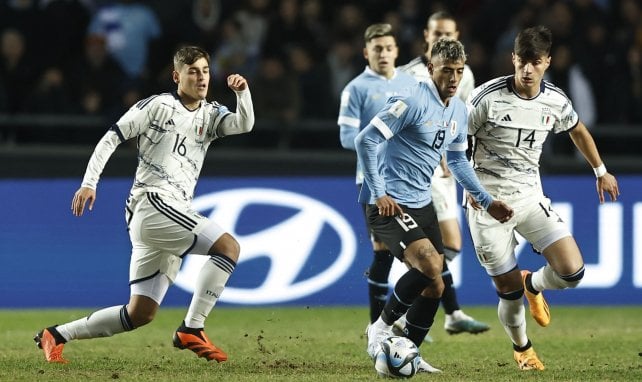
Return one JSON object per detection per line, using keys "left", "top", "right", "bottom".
{"left": 252, "top": 54, "right": 300, "bottom": 123}
{"left": 87, "top": 0, "right": 162, "bottom": 83}
{"left": 38, "top": 0, "right": 91, "bottom": 70}
{"left": 67, "top": 34, "right": 128, "bottom": 120}
{"left": 466, "top": 40, "right": 493, "bottom": 85}
{"left": 394, "top": 0, "right": 426, "bottom": 59}
{"left": 326, "top": 38, "right": 360, "bottom": 106}
{"left": 492, "top": 2, "right": 541, "bottom": 77}
{"left": 545, "top": 43, "right": 597, "bottom": 156}
{"left": 0, "top": 0, "right": 41, "bottom": 54}
{"left": 235, "top": 0, "right": 271, "bottom": 58}
{"left": 0, "top": 28, "right": 36, "bottom": 113}
{"left": 212, "top": 18, "right": 258, "bottom": 84}
{"left": 164, "top": 0, "right": 224, "bottom": 53}
{"left": 2, "top": 0, "right": 642, "bottom": 146}
{"left": 288, "top": 44, "right": 333, "bottom": 119}
{"left": 29, "top": 66, "right": 74, "bottom": 114}
{"left": 545, "top": 0, "right": 575, "bottom": 46}
{"left": 577, "top": 18, "right": 614, "bottom": 123}
{"left": 300, "top": 0, "right": 331, "bottom": 52}
{"left": 629, "top": 45, "right": 642, "bottom": 123}
{"left": 545, "top": 44, "right": 596, "bottom": 128}
{"left": 331, "top": 3, "right": 367, "bottom": 43}
{"left": 188, "top": 0, "right": 222, "bottom": 51}
{"left": 607, "top": 0, "right": 642, "bottom": 123}
{"left": 263, "top": 0, "right": 316, "bottom": 58}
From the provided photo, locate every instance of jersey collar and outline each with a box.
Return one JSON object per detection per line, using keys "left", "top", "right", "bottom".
{"left": 172, "top": 90, "right": 203, "bottom": 112}
{"left": 364, "top": 66, "right": 398, "bottom": 81}
{"left": 506, "top": 75, "right": 546, "bottom": 100}
{"left": 426, "top": 78, "right": 447, "bottom": 107}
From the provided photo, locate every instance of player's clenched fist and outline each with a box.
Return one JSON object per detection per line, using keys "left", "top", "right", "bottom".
{"left": 227, "top": 74, "right": 248, "bottom": 91}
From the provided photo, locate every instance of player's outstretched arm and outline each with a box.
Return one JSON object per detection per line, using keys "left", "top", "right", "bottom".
{"left": 596, "top": 173, "right": 619, "bottom": 204}
{"left": 71, "top": 187, "right": 96, "bottom": 217}
{"left": 568, "top": 122, "right": 620, "bottom": 203}
{"left": 219, "top": 74, "right": 254, "bottom": 136}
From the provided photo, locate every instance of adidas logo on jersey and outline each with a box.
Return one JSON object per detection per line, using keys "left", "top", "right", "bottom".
{"left": 165, "top": 119, "right": 175, "bottom": 126}
{"left": 501, "top": 114, "right": 512, "bottom": 122}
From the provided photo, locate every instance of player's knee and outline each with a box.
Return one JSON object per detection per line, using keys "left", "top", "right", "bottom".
{"left": 128, "top": 308, "right": 156, "bottom": 328}
{"left": 209, "top": 233, "right": 240, "bottom": 262}
{"left": 412, "top": 246, "right": 442, "bottom": 276}
{"left": 558, "top": 265, "right": 585, "bottom": 289}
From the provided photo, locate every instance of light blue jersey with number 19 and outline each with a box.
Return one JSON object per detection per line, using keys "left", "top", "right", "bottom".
{"left": 356, "top": 80, "right": 492, "bottom": 209}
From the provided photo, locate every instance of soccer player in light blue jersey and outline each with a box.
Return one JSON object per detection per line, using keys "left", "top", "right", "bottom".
{"left": 34, "top": 46, "right": 255, "bottom": 364}
{"left": 466, "top": 26, "right": 619, "bottom": 371}
{"left": 357, "top": 38, "right": 513, "bottom": 374}
{"left": 400, "top": 10, "right": 490, "bottom": 337}
{"left": 338, "top": 23, "right": 417, "bottom": 327}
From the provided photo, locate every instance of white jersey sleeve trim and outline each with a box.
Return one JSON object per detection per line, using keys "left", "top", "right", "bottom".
{"left": 371, "top": 116, "right": 393, "bottom": 140}
{"left": 338, "top": 116, "right": 360, "bottom": 128}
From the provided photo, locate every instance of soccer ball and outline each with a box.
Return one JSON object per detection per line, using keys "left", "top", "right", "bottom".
{"left": 374, "top": 336, "right": 420, "bottom": 378}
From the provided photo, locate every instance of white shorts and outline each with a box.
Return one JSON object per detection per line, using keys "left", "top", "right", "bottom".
{"left": 431, "top": 166, "right": 459, "bottom": 222}
{"left": 465, "top": 194, "right": 571, "bottom": 276}
{"left": 126, "top": 192, "right": 225, "bottom": 284}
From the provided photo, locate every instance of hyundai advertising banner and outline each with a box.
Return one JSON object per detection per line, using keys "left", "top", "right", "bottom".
{"left": 1, "top": 176, "right": 640, "bottom": 308}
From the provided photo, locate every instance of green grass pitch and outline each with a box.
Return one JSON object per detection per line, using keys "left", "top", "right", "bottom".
{"left": 1, "top": 306, "right": 641, "bottom": 381}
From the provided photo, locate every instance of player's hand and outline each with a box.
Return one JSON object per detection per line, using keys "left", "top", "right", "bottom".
{"left": 375, "top": 195, "right": 403, "bottom": 217}
{"left": 596, "top": 173, "right": 619, "bottom": 203}
{"left": 227, "top": 74, "right": 248, "bottom": 91}
{"left": 71, "top": 187, "right": 96, "bottom": 217}
{"left": 466, "top": 193, "right": 483, "bottom": 210}
{"left": 486, "top": 200, "right": 513, "bottom": 223}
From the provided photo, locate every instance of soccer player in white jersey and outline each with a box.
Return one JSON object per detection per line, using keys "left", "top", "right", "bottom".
{"left": 34, "top": 46, "right": 255, "bottom": 364}
{"left": 357, "top": 38, "right": 514, "bottom": 374}
{"left": 399, "top": 10, "right": 490, "bottom": 336}
{"left": 465, "top": 26, "right": 619, "bottom": 370}
{"left": 338, "top": 23, "right": 417, "bottom": 327}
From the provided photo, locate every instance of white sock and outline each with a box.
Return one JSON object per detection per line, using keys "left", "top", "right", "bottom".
{"left": 498, "top": 297, "right": 528, "bottom": 348}
{"left": 447, "top": 309, "right": 469, "bottom": 322}
{"left": 184, "top": 254, "right": 236, "bottom": 328}
{"left": 374, "top": 317, "right": 392, "bottom": 331}
{"left": 56, "top": 305, "right": 134, "bottom": 341}
{"left": 531, "top": 264, "right": 560, "bottom": 292}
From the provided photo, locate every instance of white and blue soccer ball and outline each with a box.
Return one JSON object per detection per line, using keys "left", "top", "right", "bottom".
{"left": 374, "top": 336, "right": 420, "bottom": 378}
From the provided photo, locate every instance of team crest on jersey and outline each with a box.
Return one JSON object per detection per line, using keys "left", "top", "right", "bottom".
{"left": 195, "top": 117, "right": 204, "bottom": 136}
{"left": 450, "top": 120, "right": 457, "bottom": 136}
{"left": 540, "top": 108, "right": 553, "bottom": 126}
{"left": 388, "top": 100, "right": 408, "bottom": 118}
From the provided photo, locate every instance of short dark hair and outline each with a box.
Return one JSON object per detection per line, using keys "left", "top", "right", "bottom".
{"left": 173, "top": 46, "right": 210, "bottom": 70}
{"left": 430, "top": 38, "right": 466, "bottom": 63}
{"left": 364, "top": 23, "right": 394, "bottom": 43}
{"left": 514, "top": 26, "right": 552, "bottom": 61}
{"left": 427, "top": 10, "right": 456, "bottom": 28}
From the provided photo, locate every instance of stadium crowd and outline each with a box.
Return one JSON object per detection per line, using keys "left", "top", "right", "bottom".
{"left": 0, "top": 0, "right": 641, "bottom": 137}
